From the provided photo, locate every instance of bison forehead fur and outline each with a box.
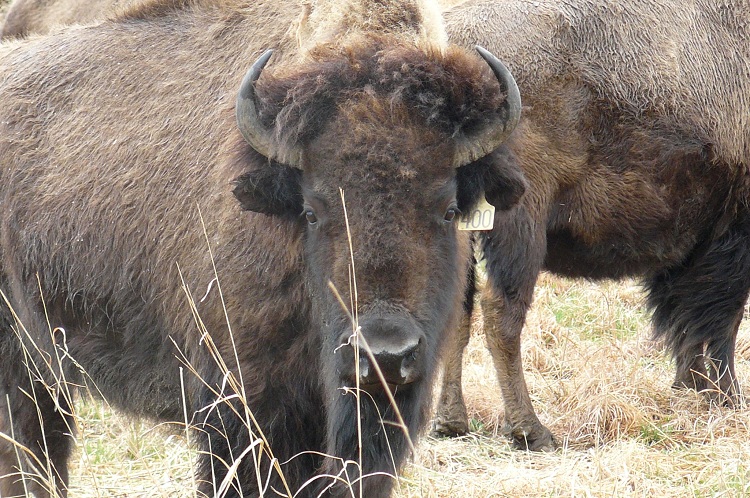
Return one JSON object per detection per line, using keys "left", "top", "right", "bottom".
{"left": 255, "top": 37, "right": 510, "bottom": 153}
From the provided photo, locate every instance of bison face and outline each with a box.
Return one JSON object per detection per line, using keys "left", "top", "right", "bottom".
{"left": 231, "top": 42, "right": 524, "bottom": 494}
{"left": 300, "top": 103, "right": 465, "bottom": 391}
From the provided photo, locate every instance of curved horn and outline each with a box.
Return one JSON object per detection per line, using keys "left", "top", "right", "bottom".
{"left": 235, "top": 49, "right": 302, "bottom": 167}
{"left": 453, "top": 45, "right": 522, "bottom": 168}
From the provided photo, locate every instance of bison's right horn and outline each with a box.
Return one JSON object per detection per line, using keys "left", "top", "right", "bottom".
{"left": 453, "top": 46, "right": 522, "bottom": 168}
{"left": 236, "top": 49, "right": 302, "bottom": 167}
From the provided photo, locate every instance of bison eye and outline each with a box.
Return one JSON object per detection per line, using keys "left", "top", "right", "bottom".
{"left": 304, "top": 209, "right": 318, "bottom": 225}
{"left": 443, "top": 207, "right": 459, "bottom": 223}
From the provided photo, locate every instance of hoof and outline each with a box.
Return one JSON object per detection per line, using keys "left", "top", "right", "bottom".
{"left": 705, "top": 389, "right": 745, "bottom": 409}
{"left": 503, "top": 422, "right": 557, "bottom": 452}
{"left": 673, "top": 379, "right": 745, "bottom": 408}
{"left": 729, "top": 392, "right": 746, "bottom": 409}
{"left": 430, "top": 417, "right": 469, "bottom": 438}
{"left": 671, "top": 378, "right": 708, "bottom": 393}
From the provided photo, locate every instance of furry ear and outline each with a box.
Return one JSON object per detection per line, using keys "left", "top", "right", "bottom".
{"left": 232, "top": 165, "right": 303, "bottom": 216}
{"left": 456, "top": 145, "right": 527, "bottom": 212}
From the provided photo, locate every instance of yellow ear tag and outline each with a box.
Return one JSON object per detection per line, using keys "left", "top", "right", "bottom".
{"left": 457, "top": 195, "right": 495, "bottom": 231}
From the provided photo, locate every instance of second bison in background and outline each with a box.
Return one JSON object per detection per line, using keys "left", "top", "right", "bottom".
{"left": 0, "top": 0, "right": 470, "bottom": 38}
{"left": 434, "top": 0, "right": 750, "bottom": 451}
{"left": 0, "top": 0, "right": 137, "bottom": 37}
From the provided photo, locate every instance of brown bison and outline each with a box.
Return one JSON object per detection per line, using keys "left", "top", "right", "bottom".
{"left": 0, "top": 2, "right": 8, "bottom": 28}
{"left": 0, "top": 0, "right": 138, "bottom": 38}
{"left": 0, "top": 0, "right": 468, "bottom": 38}
{"left": 0, "top": 0, "right": 524, "bottom": 496}
{"left": 432, "top": 0, "right": 750, "bottom": 452}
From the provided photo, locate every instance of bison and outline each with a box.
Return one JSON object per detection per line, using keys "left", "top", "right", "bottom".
{"left": 0, "top": 0, "right": 524, "bottom": 496}
{"left": 0, "top": 0, "right": 468, "bottom": 38}
{"left": 432, "top": 0, "right": 750, "bottom": 452}
{"left": 0, "top": 0, "right": 138, "bottom": 38}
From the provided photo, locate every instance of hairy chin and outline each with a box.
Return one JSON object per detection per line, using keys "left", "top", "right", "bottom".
{"left": 313, "top": 384, "right": 430, "bottom": 497}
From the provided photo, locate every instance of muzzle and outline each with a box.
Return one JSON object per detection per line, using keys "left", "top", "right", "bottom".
{"left": 336, "top": 314, "right": 425, "bottom": 392}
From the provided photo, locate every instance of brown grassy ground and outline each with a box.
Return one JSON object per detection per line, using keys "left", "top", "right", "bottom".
{"left": 58, "top": 273, "right": 749, "bottom": 497}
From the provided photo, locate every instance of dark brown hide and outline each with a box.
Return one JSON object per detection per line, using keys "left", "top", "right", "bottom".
{"left": 434, "top": 0, "right": 750, "bottom": 451}
{"left": 0, "top": 0, "right": 523, "bottom": 496}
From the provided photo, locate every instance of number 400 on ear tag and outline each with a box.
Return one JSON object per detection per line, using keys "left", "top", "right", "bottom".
{"left": 458, "top": 195, "right": 495, "bottom": 231}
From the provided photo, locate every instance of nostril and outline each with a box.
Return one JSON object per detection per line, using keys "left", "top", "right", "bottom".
{"left": 405, "top": 350, "right": 417, "bottom": 366}
{"left": 399, "top": 346, "right": 420, "bottom": 383}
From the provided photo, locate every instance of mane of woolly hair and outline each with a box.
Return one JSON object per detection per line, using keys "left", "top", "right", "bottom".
{"left": 254, "top": 35, "right": 510, "bottom": 155}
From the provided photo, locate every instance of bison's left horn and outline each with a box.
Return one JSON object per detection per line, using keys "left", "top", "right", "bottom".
{"left": 236, "top": 49, "right": 302, "bottom": 167}
{"left": 453, "top": 46, "right": 522, "bottom": 168}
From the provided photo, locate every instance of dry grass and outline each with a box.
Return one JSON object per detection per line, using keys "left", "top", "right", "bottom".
{"left": 51, "top": 273, "right": 749, "bottom": 497}
{"left": 394, "top": 274, "right": 750, "bottom": 497}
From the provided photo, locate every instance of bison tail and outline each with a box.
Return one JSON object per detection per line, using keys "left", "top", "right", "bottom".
{"left": 644, "top": 214, "right": 750, "bottom": 385}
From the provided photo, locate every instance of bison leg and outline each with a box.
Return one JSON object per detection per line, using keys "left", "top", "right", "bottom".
{"left": 0, "top": 336, "right": 74, "bottom": 498}
{"left": 646, "top": 212, "right": 750, "bottom": 407}
{"left": 480, "top": 211, "right": 556, "bottom": 451}
{"left": 481, "top": 285, "right": 556, "bottom": 451}
{"left": 0, "top": 287, "right": 74, "bottom": 498}
{"left": 0, "top": 300, "right": 26, "bottom": 497}
{"left": 432, "top": 309, "right": 471, "bottom": 437}
{"left": 705, "top": 305, "right": 744, "bottom": 406}
{"left": 0, "top": 395, "right": 29, "bottom": 498}
{"left": 671, "top": 342, "right": 709, "bottom": 393}
{"left": 432, "top": 262, "right": 476, "bottom": 437}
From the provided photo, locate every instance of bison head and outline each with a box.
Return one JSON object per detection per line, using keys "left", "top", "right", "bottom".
{"left": 231, "top": 38, "right": 524, "bottom": 495}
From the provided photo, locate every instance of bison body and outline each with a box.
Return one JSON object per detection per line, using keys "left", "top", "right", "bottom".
{"left": 435, "top": 0, "right": 750, "bottom": 451}
{"left": 0, "top": 0, "right": 523, "bottom": 496}
{"left": 0, "top": 0, "right": 138, "bottom": 38}
{"left": 0, "top": 0, "right": 468, "bottom": 38}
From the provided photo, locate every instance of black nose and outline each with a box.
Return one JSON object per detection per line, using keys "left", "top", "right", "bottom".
{"left": 358, "top": 337, "right": 421, "bottom": 386}
{"left": 338, "top": 316, "right": 424, "bottom": 389}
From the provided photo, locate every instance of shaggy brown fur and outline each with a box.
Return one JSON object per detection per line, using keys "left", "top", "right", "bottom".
{"left": 0, "top": 1, "right": 9, "bottom": 25}
{"left": 434, "top": 0, "right": 750, "bottom": 452}
{"left": 256, "top": 38, "right": 510, "bottom": 155}
{"left": 294, "top": 0, "right": 447, "bottom": 54}
{"left": 0, "top": 0, "right": 523, "bottom": 496}
{"left": 0, "top": 0, "right": 140, "bottom": 37}
{"left": 0, "top": 0, "right": 464, "bottom": 38}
